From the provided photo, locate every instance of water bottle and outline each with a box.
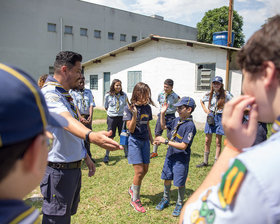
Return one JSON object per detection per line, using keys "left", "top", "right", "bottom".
{"left": 120, "top": 130, "right": 129, "bottom": 146}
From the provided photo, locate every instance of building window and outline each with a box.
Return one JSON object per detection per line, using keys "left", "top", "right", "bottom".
{"left": 127, "top": 71, "right": 142, "bottom": 93}
{"left": 94, "top": 30, "right": 101, "bottom": 38}
{"left": 49, "top": 66, "right": 54, "bottom": 75}
{"left": 90, "top": 75, "right": 98, "bottom": 90}
{"left": 132, "top": 36, "right": 137, "bottom": 42}
{"left": 80, "top": 28, "right": 87, "bottom": 36}
{"left": 120, "top": 34, "right": 126, "bottom": 41}
{"left": 65, "top": 25, "right": 73, "bottom": 34}
{"left": 196, "top": 63, "right": 216, "bottom": 91}
{"left": 108, "top": 32, "right": 114, "bottom": 40}
{"left": 47, "top": 23, "right": 56, "bottom": 32}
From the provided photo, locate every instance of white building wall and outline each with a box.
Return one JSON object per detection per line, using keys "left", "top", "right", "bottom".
{"left": 84, "top": 41, "right": 242, "bottom": 123}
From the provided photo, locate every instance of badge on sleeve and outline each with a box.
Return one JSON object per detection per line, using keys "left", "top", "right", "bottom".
{"left": 218, "top": 159, "right": 247, "bottom": 208}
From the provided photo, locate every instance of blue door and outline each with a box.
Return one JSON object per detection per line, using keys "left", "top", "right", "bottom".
{"left": 103, "top": 72, "right": 110, "bottom": 100}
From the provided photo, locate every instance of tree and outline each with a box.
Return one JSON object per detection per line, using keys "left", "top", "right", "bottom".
{"left": 197, "top": 6, "right": 245, "bottom": 48}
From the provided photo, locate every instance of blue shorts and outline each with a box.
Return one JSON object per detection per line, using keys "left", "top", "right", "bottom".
{"left": 107, "top": 116, "right": 123, "bottom": 138}
{"left": 155, "top": 113, "right": 175, "bottom": 136}
{"left": 161, "top": 156, "right": 190, "bottom": 187}
{"left": 204, "top": 113, "right": 224, "bottom": 135}
{"left": 127, "top": 135, "right": 150, "bottom": 164}
{"left": 40, "top": 165, "right": 81, "bottom": 223}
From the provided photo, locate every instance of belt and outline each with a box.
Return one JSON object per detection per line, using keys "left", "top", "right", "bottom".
{"left": 48, "top": 160, "right": 82, "bottom": 169}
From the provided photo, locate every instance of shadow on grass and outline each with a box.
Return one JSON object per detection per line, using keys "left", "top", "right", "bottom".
{"left": 81, "top": 155, "right": 128, "bottom": 169}
{"left": 142, "top": 188, "right": 194, "bottom": 206}
{"left": 191, "top": 152, "right": 202, "bottom": 158}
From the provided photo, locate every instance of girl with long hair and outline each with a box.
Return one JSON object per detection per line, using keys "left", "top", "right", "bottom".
{"left": 196, "top": 76, "right": 233, "bottom": 167}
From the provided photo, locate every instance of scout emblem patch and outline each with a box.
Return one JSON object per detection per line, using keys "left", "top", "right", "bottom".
{"left": 218, "top": 159, "right": 247, "bottom": 208}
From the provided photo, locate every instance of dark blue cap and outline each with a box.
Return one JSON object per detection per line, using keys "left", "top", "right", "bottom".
{"left": 0, "top": 63, "right": 68, "bottom": 147}
{"left": 174, "top": 96, "right": 196, "bottom": 109}
{"left": 212, "top": 76, "right": 223, "bottom": 83}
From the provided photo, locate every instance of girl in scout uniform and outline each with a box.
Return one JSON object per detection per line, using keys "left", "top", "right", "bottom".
{"left": 197, "top": 76, "right": 233, "bottom": 167}
{"left": 103, "top": 79, "right": 127, "bottom": 163}
{"left": 123, "top": 82, "right": 154, "bottom": 213}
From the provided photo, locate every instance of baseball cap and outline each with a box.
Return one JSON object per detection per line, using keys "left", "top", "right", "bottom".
{"left": 212, "top": 76, "right": 223, "bottom": 83}
{"left": 0, "top": 63, "right": 68, "bottom": 147}
{"left": 174, "top": 97, "right": 196, "bottom": 109}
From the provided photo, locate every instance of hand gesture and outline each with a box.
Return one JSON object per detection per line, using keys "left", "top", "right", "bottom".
{"left": 154, "top": 136, "right": 166, "bottom": 145}
{"left": 128, "top": 104, "right": 137, "bottom": 115}
{"left": 90, "top": 130, "right": 124, "bottom": 151}
{"left": 161, "top": 102, "right": 168, "bottom": 114}
{"left": 222, "top": 95, "right": 258, "bottom": 150}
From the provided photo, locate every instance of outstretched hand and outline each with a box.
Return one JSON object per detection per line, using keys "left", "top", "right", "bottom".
{"left": 90, "top": 130, "right": 124, "bottom": 151}
{"left": 153, "top": 136, "right": 166, "bottom": 145}
{"left": 222, "top": 95, "right": 258, "bottom": 150}
{"left": 161, "top": 102, "right": 168, "bottom": 114}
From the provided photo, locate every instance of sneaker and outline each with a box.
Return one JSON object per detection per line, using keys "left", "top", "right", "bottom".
{"left": 128, "top": 186, "right": 133, "bottom": 199}
{"left": 196, "top": 162, "right": 208, "bottom": 168}
{"left": 172, "top": 203, "right": 183, "bottom": 217}
{"left": 130, "top": 199, "right": 146, "bottom": 213}
{"left": 103, "top": 155, "right": 109, "bottom": 164}
{"left": 150, "top": 152, "right": 158, "bottom": 158}
{"left": 155, "top": 198, "right": 169, "bottom": 211}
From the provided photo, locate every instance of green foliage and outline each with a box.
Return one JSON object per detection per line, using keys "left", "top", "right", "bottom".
{"left": 197, "top": 6, "right": 245, "bottom": 48}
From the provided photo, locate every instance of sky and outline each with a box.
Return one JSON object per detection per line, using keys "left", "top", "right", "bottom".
{"left": 81, "top": 0, "right": 280, "bottom": 42}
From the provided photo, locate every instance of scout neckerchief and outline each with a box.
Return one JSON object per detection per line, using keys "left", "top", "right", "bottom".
{"left": 44, "top": 81, "right": 78, "bottom": 119}
{"left": 164, "top": 90, "right": 173, "bottom": 103}
{"left": 271, "top": 116, "right": 280, "bottom": 134}
{"left": 170, "top": 116, "right": 192, "bottom": 141}
{"left": 115, "top": 93, "right": 121, "bottom": 112}
{"left": 208, "top": 92, "right": 218, "bottom": 115}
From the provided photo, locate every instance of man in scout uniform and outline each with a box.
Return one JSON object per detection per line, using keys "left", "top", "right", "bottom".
{"left": 180, "top": 15, "right": 280, "bottom": 224}
{"left": 0, "top": 63, "right": 67, "bottom": 224}
{"left": 41, "top": 51, "right": 122, "bottom": 223}
{"left": 151, "top": 79, "right": 180, "bottom": 158}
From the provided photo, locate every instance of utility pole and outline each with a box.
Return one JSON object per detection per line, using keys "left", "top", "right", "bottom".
{"left": 225, "top": 0, "right": 233, "bottom": 90}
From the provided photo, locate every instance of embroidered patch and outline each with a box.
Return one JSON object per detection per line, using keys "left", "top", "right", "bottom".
{"left": 218, "top": 159, "right": 247, "bottom": 208}
{"left": 188, "top": 132, "right": 193, "bottom": 141}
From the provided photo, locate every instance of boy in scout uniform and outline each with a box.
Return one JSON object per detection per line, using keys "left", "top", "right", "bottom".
{"left": 0, "top": 64, "right": 67, "bottom": 224}
{"left": 180, "top": 15, "right": 280, "bottom": 224}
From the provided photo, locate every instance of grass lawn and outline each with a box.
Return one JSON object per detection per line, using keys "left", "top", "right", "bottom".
{"left": 25, "top": 109, "right": 227, "bottom": 223}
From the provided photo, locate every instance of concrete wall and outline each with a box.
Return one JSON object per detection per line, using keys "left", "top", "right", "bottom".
{"left": 84, "top": 40, "right": 242, "bottom": 124}
{"left": 0, "top": 0, "right": 197, "bottom": 80}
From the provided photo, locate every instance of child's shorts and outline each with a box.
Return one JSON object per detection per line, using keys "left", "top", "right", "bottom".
{"left": 161, "top": 156, "right": 190, "bottom": 187}
{"left": 155, "top": 113, "right": 175, "bottom": 136}
{"left": 128, "top": 135, "right": 150, "bottom": 164}
{"left": 204, "top": 113, "right": 224, "bottom": 135}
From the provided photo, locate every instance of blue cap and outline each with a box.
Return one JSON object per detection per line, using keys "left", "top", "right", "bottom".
{"left": 0, "top": 63, "right": 68, "bottom": 147}
{"left": 174, "top": 96, "right": 196, "bottom": 109}
{"left": 212, "top": 76, "right": 223, "bottom": 83}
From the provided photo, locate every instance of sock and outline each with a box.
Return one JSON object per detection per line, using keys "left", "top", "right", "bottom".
{"left": 204, "top": 152, "right": 210, "bottom": 164}
{"left": 177, "top": 186, "right": 185, "bottom": 205}
{"left": 163, "top": 184, "right": 171, "bottom": 201}
{"left": 153, "top": 144, "right": 158, "bottom": 153}
{"left": 105, "top": 149, "right": 110, "bottom": 157}
{"left": 124, "top": 145, "right": 128, "bottom": 156}
{"left": 132, "top": 185, "right": 141, "bottom": 201}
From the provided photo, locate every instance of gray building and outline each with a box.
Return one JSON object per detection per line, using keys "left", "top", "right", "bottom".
{"left": 0, "top": 0, "right": 197, "bottom": 79}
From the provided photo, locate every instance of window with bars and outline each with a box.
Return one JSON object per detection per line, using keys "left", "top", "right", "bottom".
{"left": 90, "top": 75, "right": 98, "bottom": 90}
{"left": 80, "top": 28, "right": 88, "bottom": 36}
{"left": 196, "top": 63, "right": 216, "bottom": 91}
{"left": 108, "top": 32, "right": 114, "bottom": 40}
{"left": 127, "top": 71, "right": 142, "bottom": 93}
{"left": 94, "top": 30, "right": 101, "bottom": 38}
{"left": 132, "top": 36, "right": 137, "bottom": 42}
{"left": 47, "top": 23, "right": 56, "bottom": 32}
{"left": 65, "top": 25, "right": 73, "bottom": 34}
{"left": 120, "top": 34, "right": 126, "bottom": 41}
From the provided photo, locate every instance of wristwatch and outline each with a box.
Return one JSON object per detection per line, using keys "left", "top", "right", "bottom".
{"left": 85, "top": 131, "right": 93, "bottom": 143}
{"left": 164, "top": 139, "right": 169, "bottom": 145}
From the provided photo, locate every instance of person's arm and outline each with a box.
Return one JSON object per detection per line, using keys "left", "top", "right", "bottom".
{"left": 154, "top": 136, "right": 188, "bottom": 150}
{"left": 147, "top": 121, "right": 153, "bottom": 144}
{"left": 126, "top": 104, "right": 137, "bottom": 133}
{"left": 179, "top": 95, "right": 258, "bottom": 223}
{"left": 200, "top": 99, "right": 209, "bottom": 114}
{"left": 160, "top": 102, "right": 168, "bottom": 130}
{"left": 60, "top": 111, "right": 122, "bottom": 151}
{"left": 87, "top": 105, "right": 93, "bottom": 122}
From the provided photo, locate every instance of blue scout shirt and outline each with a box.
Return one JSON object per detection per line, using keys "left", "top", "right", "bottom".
{"left": 183, "top": 119, "right": 280, "bottom": 224}
{"left": 104, "top": 92, "right": 127, "bottom": 117}
{"left": 42, "top": 76, "right": 87, "bottom": 162}
{"left": 201, "top": 91, "right": 233, "bottom": 114}
{"left": 158, "top": 91, "right": 180, "bottom": 114}
{"left": 70, "top": 89, "right": 95, "bottom": 115}
{"left": 166, "top": 116, "right": 196, "bottom": 161}
{"left": 0, "top": 199, "right": 40, "bottom": 224}
{"left": 123, "top": 104, "right": 152, "bottom": 140}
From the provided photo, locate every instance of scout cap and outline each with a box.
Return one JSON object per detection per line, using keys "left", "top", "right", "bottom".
{"left": 174, "top": 96, "right": 196, "bottom": 109}
{"left": 0, "top": 63, "right": 68, "bottom": 147}
{"left": 212, "top": 76, "right": 223, "bottom": 83}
